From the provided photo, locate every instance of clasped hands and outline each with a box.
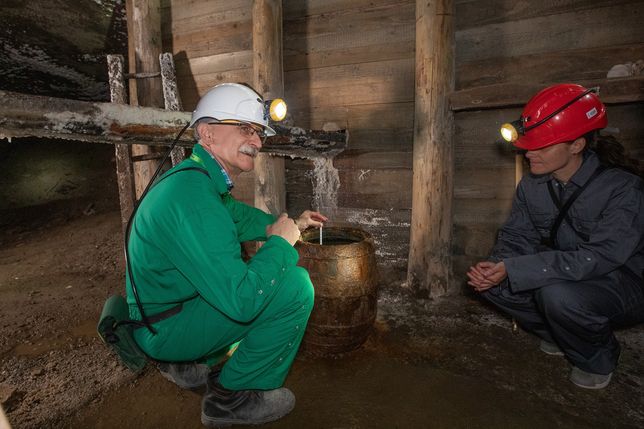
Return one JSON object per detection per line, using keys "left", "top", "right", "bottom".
{"left": 466, "top": 261, "right": 508, "bottom": 293}
{"left": 266, "top": 210, "right": 328, "bottom": 246}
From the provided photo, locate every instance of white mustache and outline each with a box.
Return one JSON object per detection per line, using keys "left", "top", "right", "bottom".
{"left": 239, "top": 145, "right": 259, "bottom": 158}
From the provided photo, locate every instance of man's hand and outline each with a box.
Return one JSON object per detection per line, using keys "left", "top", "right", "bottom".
{"left": 295, "top": 210, "right": 328, "bottom": 232}
{"left": 466, "top": 261, "right": 507, "bottom": 293}
{"left": 266, "top": 213, "right": 301, "bottom": 246}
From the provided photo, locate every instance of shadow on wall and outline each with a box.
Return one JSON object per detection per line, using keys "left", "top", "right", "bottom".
{"left": 160, "top": 1, "right": 199, "bottom": 110}
{"left": 172, "top": 50, "right": 199, "bottom": 111}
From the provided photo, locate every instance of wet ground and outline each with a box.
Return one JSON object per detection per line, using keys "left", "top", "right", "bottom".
{"left": 1, "top": 205, "right": 643, "bottom": 428}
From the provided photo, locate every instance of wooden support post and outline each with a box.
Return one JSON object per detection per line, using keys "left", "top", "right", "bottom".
{"left": 407, "top": 0, "right": 455, "bottom": 298}
{"left": 107, "top": 55, "right": 136, "bottom": 231}
{"left": 159, "top": 52, "right": 186, "bottom": 165}
{"left": 252, "top": 0, "right": 286, "bottom": 216}
{"left": 126, "top": 0, "right": 164, "bottom": 198}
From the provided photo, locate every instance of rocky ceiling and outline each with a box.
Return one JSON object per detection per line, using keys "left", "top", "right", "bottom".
{"left": 0, "top": 0, "right": 128, "bottom": 102}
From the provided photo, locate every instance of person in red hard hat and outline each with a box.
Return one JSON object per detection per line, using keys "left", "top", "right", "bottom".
{"left": 467, "top": 84, "right": 644, "bottom": 389}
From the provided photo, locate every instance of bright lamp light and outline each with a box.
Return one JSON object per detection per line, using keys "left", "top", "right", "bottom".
{"left": 269, "top": 99, "right": 287, "bottom": 121}
{"left": 500, "top": 122, "right": 519, "bottom": 142}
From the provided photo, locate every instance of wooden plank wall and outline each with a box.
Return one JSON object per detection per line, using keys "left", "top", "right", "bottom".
{"left": 283, "top": 0, "right": 416, "bottom": 279}
{"left": 160, "top": 0, "right": 644, "bottom": 285}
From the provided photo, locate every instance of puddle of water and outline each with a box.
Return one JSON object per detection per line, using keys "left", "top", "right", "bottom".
{"left": 65, "top": 349, "right": 598, "bottom": 429}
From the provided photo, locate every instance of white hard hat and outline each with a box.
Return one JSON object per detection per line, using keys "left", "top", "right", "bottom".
{"left": 190, "top": 83, "right": 276, "bottom": 136}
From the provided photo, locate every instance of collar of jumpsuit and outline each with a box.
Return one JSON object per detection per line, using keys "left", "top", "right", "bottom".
{"left": 190, "top": 143, "right": 235, "bottom": 194}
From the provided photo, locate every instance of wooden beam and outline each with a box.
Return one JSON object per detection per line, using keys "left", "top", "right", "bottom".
{"left": 0, "top": 91, "right": 345, "bottom": 158}
{"left": 253, "top": 0, "right": 286, "bottom": 216}
{"left": 0, "top": 90, "right": 191, "bottom": 145}
{"left": 407, "top": 0, "right": 455, "bottom": 298}
{"left": 267, "top": 125, "right": 347, "bottom": 159}
{"left": 107, "top": 55, "right": 137, "bottom": 232}
{"left": 450, "top": 76, "right": 644, "bottom": 111}
{"left": 127, "top": 0, "right": 164, "bottom": 198}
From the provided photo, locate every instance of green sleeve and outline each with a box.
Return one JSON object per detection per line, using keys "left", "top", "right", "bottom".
{"left": 222, "top": 193, "right": 276, "bottom": 242}
{"left": 169, "top": 203, "right": 298, "bottom": 322}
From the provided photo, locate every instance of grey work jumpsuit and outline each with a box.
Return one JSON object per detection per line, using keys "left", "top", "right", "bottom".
{"left": 483, "top": 150, "right": 644, "bottom": 375}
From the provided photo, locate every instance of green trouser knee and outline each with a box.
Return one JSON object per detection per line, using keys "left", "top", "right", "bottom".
{"left": 134, "top": 266, "right": 314, "bottom": 390}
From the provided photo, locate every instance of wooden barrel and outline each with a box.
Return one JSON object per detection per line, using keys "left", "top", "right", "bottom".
{"left": 295, "top": 226, "right": 378, "bottom": 356}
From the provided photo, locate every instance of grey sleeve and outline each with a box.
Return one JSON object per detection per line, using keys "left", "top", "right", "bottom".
{"left": 490, "top": 182, "right": 542, "bottom": 262}
{"left": 504, "top": 181, "right": 643, "bottom": 292}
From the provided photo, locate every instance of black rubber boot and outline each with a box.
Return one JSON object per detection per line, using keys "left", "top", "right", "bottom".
{"left": 201, "top": 371, "right": 295, "bottom": 428}
{"left": 157, "top": 362, "right": 210, "bottom": 390}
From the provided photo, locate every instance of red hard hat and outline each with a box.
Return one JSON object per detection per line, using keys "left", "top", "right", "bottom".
{"left": 514, "top": 84, "right": 607, "bottom": 151}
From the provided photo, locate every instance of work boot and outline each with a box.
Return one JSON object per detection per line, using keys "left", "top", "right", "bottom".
{"left": 539, "top": 340, "right": 564, "bottom": 356}
{"left": 157, "top": 361, "right": 210, "bottom": 390}
{"left": 201, "top": 376, "right": 295, "bottom": 427}
{"left": 570, "top": 366, "right": 613, "bottom": 389}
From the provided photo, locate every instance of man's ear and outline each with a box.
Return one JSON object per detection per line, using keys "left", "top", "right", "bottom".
{"left": 196, "top": 122, "right": 208, "bottom": 141}
{"left": 570, "top": 136, "right": 586, "bottom": 155}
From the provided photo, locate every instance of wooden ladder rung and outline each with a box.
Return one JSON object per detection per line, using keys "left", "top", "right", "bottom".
{"left": 125, "top": 72, "right": 161, "bottom": 79}
{"left": 131, "top": 152, "right": 164, "bottom": 162}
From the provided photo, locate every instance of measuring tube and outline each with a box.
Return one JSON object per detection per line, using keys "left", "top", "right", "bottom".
{"left": 319, "top": 224, "right": 323, "bottom": 245}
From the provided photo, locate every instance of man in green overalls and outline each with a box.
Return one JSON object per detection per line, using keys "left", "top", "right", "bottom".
{"left": 126, "top": 83, "right": 327, "bottom": 427}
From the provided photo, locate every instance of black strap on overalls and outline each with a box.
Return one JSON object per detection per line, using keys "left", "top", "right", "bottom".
{"left": 541, "top": 165, "right": 608, "bottom": 249}
{"left": 127, "top": 166, "right": 211, "bottom": 332}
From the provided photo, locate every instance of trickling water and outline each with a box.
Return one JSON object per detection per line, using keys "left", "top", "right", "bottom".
{"left": 311, "top": 157, "right": 340, "bottom": 218}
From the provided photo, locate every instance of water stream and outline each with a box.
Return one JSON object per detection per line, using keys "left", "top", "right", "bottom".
{"left": 310, "top": 156, "right": 340, "bottom": 246}
{"left": 311, "top": 156, "right": 340, "bottom": 218}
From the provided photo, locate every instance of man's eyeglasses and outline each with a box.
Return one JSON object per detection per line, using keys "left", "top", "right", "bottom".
{"left": 208, "top": 121, "right": 267, "bottom": 139}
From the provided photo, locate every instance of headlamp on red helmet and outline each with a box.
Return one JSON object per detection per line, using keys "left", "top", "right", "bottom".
{"left": 500, "top": 118, "right": 525, "bottom": 143}
{"left": 499, "top": 85, "right": 606, "bottom": 150}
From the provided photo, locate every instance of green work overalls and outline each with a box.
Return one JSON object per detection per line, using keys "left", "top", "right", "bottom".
{"left": 127, "top": 144, "right": 314, "bottom": 390}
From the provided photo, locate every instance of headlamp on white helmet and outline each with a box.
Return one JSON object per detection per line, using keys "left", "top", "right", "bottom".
{"left": 190, "top": 83, "right": 287, "bottom": 137}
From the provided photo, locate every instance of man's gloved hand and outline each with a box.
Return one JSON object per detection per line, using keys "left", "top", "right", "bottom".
{"left": 266, "top": 213, "right": 301, "bottom": 246}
